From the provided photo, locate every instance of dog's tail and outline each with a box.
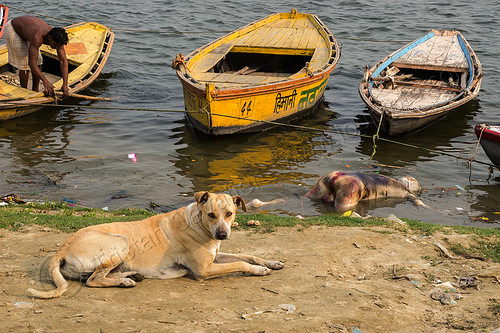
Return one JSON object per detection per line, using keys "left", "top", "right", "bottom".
{"left": 28, "top": 254, "right": 68, "bottom": 299}
{"left": 408, "top": 194, "right": 428, "bottom": 208}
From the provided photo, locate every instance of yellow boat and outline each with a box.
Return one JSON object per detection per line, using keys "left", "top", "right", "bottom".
{"left": 173, "top": 9, "right": 340, "bottom": 135}
{"left": 0, "top": 22, "right": 114, "bottom": 121}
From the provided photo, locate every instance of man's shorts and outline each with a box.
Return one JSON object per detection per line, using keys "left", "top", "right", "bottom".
{"left": 4, "top": 20, "right": 43, "bottom": 70}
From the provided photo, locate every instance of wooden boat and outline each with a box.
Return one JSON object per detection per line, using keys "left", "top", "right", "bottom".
{"left": 475, "top": 124, "right": 500, "bottom": 167}
{"left": 0, "top": 5, "right": 8, "bottom": 39}
{"left": 173, "top": 9, "right": 340, "bottom": 135}
{"left": 0, "top": 21, "right": 114, "bottom": 121}
{"left": 359, "top": 29, "right": 482, "bottom": 136}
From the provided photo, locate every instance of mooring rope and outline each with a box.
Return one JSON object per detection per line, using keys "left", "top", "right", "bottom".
{"left": 370, "top": 112, "right": 384, "bottom": 160}
{"left": 2, "top": 99, "right": 495, "bottom": 169}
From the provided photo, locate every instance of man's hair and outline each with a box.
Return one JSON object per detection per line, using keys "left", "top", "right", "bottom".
{"left": 47, "top": 27, "right": 69, "bottom": 46}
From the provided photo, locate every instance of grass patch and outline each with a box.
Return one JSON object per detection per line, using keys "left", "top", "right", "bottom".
{"left": 448, "top": 241, "right": 500, "bottom": 263}
{"left": 0, "top": 203, "right": 499, "bottom": 262}
{"left": 0, "top": 202, "right": 154, "bottom": 232}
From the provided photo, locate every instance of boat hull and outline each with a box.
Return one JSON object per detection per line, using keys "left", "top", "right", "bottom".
{"left": 180, "top": 74, "right": 330, "bottom": 135}
{"left": 475, "top": 124, "right": 500, "bottom": 167}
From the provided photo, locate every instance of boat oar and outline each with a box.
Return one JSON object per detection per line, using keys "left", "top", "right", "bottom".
{"left": 55, "top": 92, "right": 112, "bottom": 101}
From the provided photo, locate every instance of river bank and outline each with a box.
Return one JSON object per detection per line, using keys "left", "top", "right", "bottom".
{"left": 0, "top": 204, "right": 499, "bottom": 332}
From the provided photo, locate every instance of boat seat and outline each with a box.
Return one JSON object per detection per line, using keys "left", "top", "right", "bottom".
{"left": 392, "top": 62, "right": 468, "bottom": 73}
{"left": 191, "top": 43, "right": 233, "bottom": 73}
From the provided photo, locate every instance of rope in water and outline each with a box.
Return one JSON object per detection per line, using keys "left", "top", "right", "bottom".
{"left": 5, "top": 5, "right": 412, "bottom": 42}
{"left": 3, "top": 100, "right": 496, "bottom": 170}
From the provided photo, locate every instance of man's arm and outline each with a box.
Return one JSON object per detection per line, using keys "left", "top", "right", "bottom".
{"left": 28, "top": 42, "right": 54, "bottom": 95}
{"left": 56, "top": 46, "right": 69, "bottom": 97}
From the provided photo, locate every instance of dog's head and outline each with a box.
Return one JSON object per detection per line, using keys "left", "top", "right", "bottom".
{"left": 194, "top": 191, "right": 247, "bottom": 240}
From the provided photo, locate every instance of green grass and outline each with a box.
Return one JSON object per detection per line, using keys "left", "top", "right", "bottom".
{"left": 0, "top": 202, "right": 154, "bottom": 232}
{"left": 0, "top": 202, "right": 499, "bottom": 261}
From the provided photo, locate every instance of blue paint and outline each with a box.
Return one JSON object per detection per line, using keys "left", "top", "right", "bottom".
{"left": 371, "top": 32, "right": 435, "bottom": 79}
{"left": 457, "top": 33, "right": 474, "bottom": 90}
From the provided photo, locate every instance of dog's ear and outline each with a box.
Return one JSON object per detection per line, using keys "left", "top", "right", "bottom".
{"left": 194, "top": 191, "right": 210, "bottom": 204}
{"left": 232, "top": 195, "right": 247, "bottom": 212}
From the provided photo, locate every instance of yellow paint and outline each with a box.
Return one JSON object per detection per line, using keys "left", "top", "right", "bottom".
{"left": 183, "top": 77, "right": 329, "bottom": 133}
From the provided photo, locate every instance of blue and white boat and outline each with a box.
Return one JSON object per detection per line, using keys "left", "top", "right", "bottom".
{"left": 359, "top": 30, "right": 482, "bottom": 136}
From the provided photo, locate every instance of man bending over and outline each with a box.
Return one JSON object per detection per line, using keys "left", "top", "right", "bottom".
{"left": 4, "top": 16, "right": 69, "bottom": 97}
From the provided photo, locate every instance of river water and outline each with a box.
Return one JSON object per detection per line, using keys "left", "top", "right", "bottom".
{"left": 1, "top": 0, "right": 499, "bottom": 228}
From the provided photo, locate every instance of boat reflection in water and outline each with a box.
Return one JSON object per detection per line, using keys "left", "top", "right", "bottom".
{"left": 172, "top": 102, "right": 339, "bottom": 195}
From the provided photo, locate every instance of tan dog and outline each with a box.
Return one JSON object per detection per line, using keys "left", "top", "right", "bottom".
{"left": 28, "top": 192, "right": 284, "bottom": 298}
{"left": 305, "top": 171, "right": 425, "bottom": 211}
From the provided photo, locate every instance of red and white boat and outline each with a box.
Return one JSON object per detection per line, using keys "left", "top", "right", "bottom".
{"left": 475, "top": 124, "right": 500, "bottom": 167}
{"left": 0, "top": 5, "right": 8, "bottom": 39}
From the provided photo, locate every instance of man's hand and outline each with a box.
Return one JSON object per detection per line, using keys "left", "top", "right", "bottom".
{"left": 61, "top": 85, "right": 69, "bottom": 98}
{"left": 43, "top": 80, "right": 55, "bottom": 96}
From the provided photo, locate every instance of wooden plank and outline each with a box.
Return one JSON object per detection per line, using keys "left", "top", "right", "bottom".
{"left": 442, "top": 36, "right": 468, "bottom": 68}
{"left": 305, "top": 33, "right": 322, "bottom": 50}
{"left": 391, "top": 62, "right": 467, "bottom": 72}
{"left": 374, "top": 87, "right": 456, "bottom": 110}
{"left": 232, "top": 29, "right": 259, "bottom": 46}
{"left": 290, "top": 28, "right": 307, "bottom": 50}
{"left": 258, "top": 28, "right": 281, "bottom": 47}
{"left": 265, "top": 26, "right": 293, "bottom": 48}
{"left": 247, "top": 27, "right": 273, "bottom": 47}
{"left": 397, "top": 35, "right": 467, "bottom": 69}
{"left": 309, "top": 47, "right": 330, "bottom": 71}
{"left": 296, "top": 28, "right": 315, "bottom": 49}
{"left": 191, "top": 43, "right": 233, "bottom": 72}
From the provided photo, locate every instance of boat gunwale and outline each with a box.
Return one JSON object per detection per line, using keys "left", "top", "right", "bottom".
{"left": 475, "top": 125, "right": 500, "bottom": 144}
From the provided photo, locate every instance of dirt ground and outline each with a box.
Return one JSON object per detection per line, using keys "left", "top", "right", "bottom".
{"left": 1, "top": 223, "right": 499, "bottom": 333}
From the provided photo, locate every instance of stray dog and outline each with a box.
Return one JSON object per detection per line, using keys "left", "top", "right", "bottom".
{"left": 305, "top": 171, "right": 425, "bottom": 211}
{"left": 28, "top": 192, "right": 284, "bottom": 298}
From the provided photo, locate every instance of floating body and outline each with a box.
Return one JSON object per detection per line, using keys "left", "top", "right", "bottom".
{"left": 359, "top": 30, "right": 482, "bottom": 136}
{"left": 475, "top": 124, "right": 500, "bottom": 167}
{"left": 305, "top": 171, "right": 424, "bottom": 211}
{"left": 174, "top": 9, "right": 340, "bottom": 135}
{"left": 0, "top": 21, "right": 114, "bottom": 121}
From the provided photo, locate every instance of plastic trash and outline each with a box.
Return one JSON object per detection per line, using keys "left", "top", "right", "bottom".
{"left": 279, "top": 304, "right": 296, "bottom": 314}
{"left": 341, "top": 211, "right": 352, "bottom": 217}
{"left": 128, "top": 153, "right": 137, "bottom": 163}
{"left": 13, "top": 302, "right": 35, "bottom": 308}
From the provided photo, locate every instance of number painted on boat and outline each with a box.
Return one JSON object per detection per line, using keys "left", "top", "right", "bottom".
{"left": 240, "top": 99, "right": 254, "bottom": 117}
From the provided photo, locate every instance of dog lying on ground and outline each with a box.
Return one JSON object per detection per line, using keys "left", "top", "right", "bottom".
{"left": 28, "top": 191, "right": 284, "bottom": 299}
{"left": 305, "top": 171, "right": 426, "bottom": 211}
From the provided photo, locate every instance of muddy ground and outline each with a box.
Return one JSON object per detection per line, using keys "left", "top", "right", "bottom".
{"left": 1, "top": 224, "right": 499, "bottom": 333}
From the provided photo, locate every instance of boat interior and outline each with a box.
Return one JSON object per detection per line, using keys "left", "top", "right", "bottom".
{"left": 0, "top": 54, "right": 78, "bottom": 92}
{"left": 369, "top": 64, "right": 469, "bottom": 111}
{"left": 211, "top": 51, "right": 312, "bottom": 76}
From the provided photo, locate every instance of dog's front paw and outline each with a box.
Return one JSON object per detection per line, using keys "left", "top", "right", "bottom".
{"left": 119, "top": 278, "right": 136, "bottom": 288}
{"left": 252, "top": 265, "right": 271, "bottom": 276}
{"left": 266, "top": 261, "right": 284, "bottom": 270}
